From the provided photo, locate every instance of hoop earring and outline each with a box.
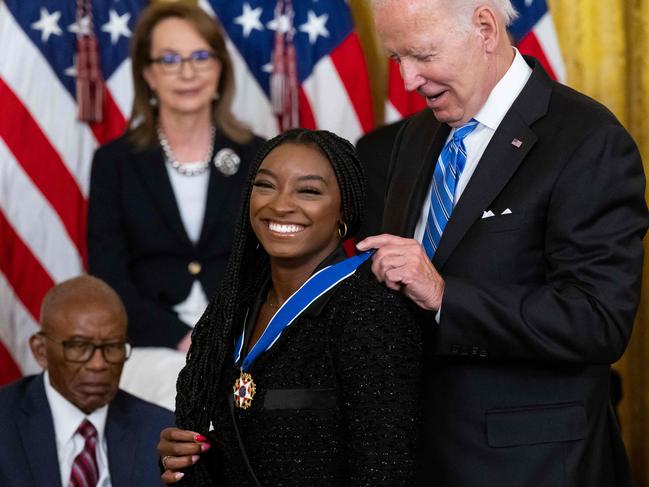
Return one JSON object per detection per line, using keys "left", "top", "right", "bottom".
{"left": 338, "top": 222, "right": 348, "bottom": 239}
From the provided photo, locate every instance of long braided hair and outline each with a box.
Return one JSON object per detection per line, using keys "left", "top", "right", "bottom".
{"left": 174, "top": 128, "right": 365, "bottom": 484}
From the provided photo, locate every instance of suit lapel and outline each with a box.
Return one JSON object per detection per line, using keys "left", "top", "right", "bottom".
{"left": 134, "top": 145, "right": 193, "bottom": 248}
{"left": 198, "top": 132, "right": 233, "bottom": 247}
{"left": 383, "top": 111, "right": 447, "bottom": 236}
{"left": 106, "top": 392, "right": 137, "bottom": 487}
{"left": 432, "top": 57, "right": 552, "bottom": 269}
{"left": 402, "top": 124, "right": 450, "bottom": 236}
{"left": 18, "top": 374, "right": 62, "bottom": 486}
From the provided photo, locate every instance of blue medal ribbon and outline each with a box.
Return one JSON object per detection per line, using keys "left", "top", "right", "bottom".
{"left": 233, "top": 250, "right": 374, "bottom": 371}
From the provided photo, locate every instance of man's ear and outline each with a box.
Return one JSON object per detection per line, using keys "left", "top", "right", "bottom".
{"left": 474, "top": 6, "right": 500, "bottom": 52}
{"left": 29, "top": 333, "right": 48, "bottom": 369}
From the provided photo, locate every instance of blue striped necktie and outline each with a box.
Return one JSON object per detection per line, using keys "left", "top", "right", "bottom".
{"left": 423, "top": 119, "right": 478, "bottom": 259}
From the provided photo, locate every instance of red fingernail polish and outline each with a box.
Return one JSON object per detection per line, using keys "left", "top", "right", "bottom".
{"left": 194, "top": 434, "right": 206, "bottom": 442}
{"left": 201, "top": 442, "right": 211, "bottom": 452}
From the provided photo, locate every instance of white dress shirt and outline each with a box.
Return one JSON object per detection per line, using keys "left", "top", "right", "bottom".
{"left": 43, "top": 370, "right": 111, "bottom": 487}
{"left": 165, "top": 163, "right": 210, "bottom": 327}
{"left": 412, "top": 49, "right": 532, "bottom": 322}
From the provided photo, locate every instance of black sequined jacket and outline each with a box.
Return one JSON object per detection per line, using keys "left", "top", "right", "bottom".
{"left": 200, "top": 256, "right": 424, "bottom": 486}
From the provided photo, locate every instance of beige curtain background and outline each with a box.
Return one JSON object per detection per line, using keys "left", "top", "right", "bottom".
{"left": 549, "top": 2, "right": 649, "bottom": 485}
{"left": 352, "top": 0, "right": 649, "bottom": 485}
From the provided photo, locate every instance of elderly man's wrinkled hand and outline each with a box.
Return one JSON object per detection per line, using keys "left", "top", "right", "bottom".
{"left": 357, "top": 234, "right": 445, "bottom": 311}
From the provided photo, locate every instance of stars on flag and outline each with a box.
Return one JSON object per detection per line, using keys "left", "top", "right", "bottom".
{"left": 64, "top": 55, "right": 77, "bottom": 78}
{"left": 299, "top": 10, "right": 329, "bottom": 44}
{"left": 101, "top": 9, "right": 131, "bottom": 45}
{"left": 31, "top": 7, "right": 62, "bottom": 43}
{"left": 266, "top": 11, "right": 294, "bottom": 35}
{"left": 234, "top": 3, "right": 264, "bottom": 38}
{"left": 261, "top": 61, "right": 274, "bottom": 73}
{"left": 68, "top": 15, "right": 91, "bottom": 36}
{"left": 231, "top": 4, "right": 330, "bottom": 46}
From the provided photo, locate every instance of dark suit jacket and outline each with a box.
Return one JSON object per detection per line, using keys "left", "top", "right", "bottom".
{"left": 0, "top": 374, "right": 173, "bottom": 487}
{"left": 356, "top": 118, "right": 408, "bottom": 239}
{"left": 382, "top": 57, "right": 648, "bottom": 487}
{"left": 87, "top": 133, "right": 264, "bottom": 347}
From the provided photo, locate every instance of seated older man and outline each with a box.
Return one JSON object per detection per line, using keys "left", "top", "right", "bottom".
{"left": 0, "top": 275, "right": 173, "bottom": 486}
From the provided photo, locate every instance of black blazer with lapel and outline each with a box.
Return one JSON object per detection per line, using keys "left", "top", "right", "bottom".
{"left": 383, "top": 57, "right": 648, "bottom": 487}
{"left": 0, "top": 374, "right": 174, "bottom": 486}
{"left": 87, "top": 132, "right": 264, "bottom": 347}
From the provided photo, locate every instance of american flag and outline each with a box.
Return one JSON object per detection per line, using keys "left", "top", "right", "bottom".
{"left": 0, "top": 0, "right": 374, "bottom": 385}
{"left": 385, "top": 0, "right": 566, "bottom": 122}
{"left": 206, "top": 0, "right": 374, "bottom": 139}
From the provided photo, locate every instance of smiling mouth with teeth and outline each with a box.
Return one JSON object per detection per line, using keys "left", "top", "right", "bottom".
{"left": 267, "top": 222, "right": 305, "bottom": 234}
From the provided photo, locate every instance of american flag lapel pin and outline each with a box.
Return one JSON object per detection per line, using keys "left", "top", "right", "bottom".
{"left": 511, "top": 138, "right": 523, "bottom": 148}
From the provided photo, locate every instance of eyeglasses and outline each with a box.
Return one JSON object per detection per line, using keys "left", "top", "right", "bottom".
{"left": 39, "top": 333, "right": 131, "bottom": 364}
{"left": 149, "top": 49, "right": 217, "bottom": 74}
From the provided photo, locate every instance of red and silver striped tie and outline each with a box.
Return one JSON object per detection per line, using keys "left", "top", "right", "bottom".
{"left": 69, "top": 419, "right": 99, "bottom": 487}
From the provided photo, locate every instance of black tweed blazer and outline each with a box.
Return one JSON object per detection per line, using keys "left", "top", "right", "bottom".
{"left": 186, "top": 252, "right": 424, "bottom": 486}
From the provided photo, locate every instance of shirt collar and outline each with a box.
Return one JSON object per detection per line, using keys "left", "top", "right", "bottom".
{"left": 473, "top": 48, "right": 533, "bottom": 131}
{"left": 43, "top": 370, "right": 109, "bottom": 447}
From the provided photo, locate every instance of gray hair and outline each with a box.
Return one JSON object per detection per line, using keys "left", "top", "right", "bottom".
{"left": 371, "top": 0, "right": 519, "bottom": 27}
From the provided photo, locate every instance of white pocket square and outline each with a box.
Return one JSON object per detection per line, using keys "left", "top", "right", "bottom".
{"left": 501, "top": 208, "right": 512, "bottom": 215}
{"left": 482, "top": 210, "right": 495, "bottom": 219}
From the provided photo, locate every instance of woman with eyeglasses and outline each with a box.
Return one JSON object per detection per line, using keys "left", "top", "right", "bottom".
{"left": 87, "top": 3, "right": 263, "bottom": 408}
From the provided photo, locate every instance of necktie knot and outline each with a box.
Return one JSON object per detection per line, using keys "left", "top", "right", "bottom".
{"left": 76, "top": 419, "right": 97, "bottom": 441}
{"left": 452, "top": 119, "right": 479, "bottom": 143}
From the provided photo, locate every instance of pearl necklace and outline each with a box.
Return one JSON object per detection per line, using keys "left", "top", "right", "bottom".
{"left": 157, "top": 126, "right": 216, "bottom": 177}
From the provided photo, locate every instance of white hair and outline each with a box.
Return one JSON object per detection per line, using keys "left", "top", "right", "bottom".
{"left": 371, "top": 0, "right": 519, "bottom": 27}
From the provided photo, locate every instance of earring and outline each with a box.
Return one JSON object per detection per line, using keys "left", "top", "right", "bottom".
{"left": 213, "top": 92, "right": 220, "bottom": 101}
{"left": 338, "top": 222, "right": 348, "bottom": 239}
{"left": 149, "top": 94, "right": 158, "bottom": 107}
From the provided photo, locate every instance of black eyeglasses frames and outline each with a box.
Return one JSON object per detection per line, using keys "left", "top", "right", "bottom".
{"left": 39, "top": 333, "right": 131, "bottom": 364}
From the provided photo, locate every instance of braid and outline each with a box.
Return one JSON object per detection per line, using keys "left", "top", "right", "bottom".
{"left": 173, "top": 129, "right": 365, "bottom": 485}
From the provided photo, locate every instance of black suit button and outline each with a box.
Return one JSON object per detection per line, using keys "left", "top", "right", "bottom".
{"left": 188, "top": 260, "right": 202, "bottom": 275}
{"left": 471, "top": 346, "right": 479, "bottom": 356}
{"left": 460, "top": 347, "right": 470, "bottom": 356}
{"left": 451, "top": 344, "right": 460, "bottom": 355}
{"left": 479, "top": 348, "right": 488, "bottom": 358}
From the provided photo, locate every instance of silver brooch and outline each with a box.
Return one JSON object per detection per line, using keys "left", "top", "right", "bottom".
{"left": 213, "top": 148, "right": 241, "bottom": 176}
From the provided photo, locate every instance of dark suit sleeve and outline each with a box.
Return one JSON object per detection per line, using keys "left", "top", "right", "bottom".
{"left": 87, "top": 145, "right": 190, "bottom": 347}
{"left": 333, "top": 277, "right": 423, "bottom": 485}
{"left": 438, "top": 124, "right": 648, "bottom": 363}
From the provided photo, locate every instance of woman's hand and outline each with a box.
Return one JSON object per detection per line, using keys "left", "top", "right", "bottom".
{"left": 158, "top": 427, "right": 211, "bottom": 483}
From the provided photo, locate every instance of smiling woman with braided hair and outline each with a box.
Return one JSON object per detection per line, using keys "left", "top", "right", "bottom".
{"left": 157, "top": 129, "right": 424, "bottom": 486}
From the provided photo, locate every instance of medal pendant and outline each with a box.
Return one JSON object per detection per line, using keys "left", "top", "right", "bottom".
{"left": 233, "top": 371, "right": 256, "bottom": 409}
